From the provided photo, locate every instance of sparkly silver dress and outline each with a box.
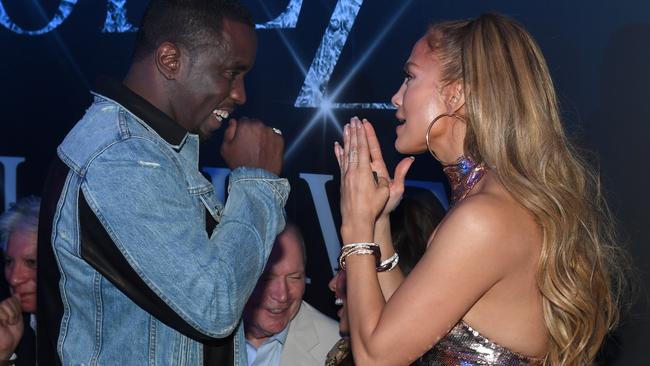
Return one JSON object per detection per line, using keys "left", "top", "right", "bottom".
{"left": 412, "top": 321, "right": 542, "bottom": 366}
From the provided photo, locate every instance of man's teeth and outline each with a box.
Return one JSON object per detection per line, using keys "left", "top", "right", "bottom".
{"left": 212, "top": 109, "right": 229, "bottom": 121}
{"left": 268, "top": 308, "right": 286, "bottom": 314}
{"left": 335, "top": 298, "right": 343, "bottom": 306}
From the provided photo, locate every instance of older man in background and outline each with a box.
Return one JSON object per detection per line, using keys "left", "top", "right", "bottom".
{"left": 244, "top": 223, "right": 339, "bottom": 366}
{"left": 0, "top": 196, "right": 40, "bottom": 366}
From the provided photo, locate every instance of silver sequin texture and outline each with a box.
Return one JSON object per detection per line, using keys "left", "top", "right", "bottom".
{"left": 413, "top": 321, "right": 542, "bottom": 366}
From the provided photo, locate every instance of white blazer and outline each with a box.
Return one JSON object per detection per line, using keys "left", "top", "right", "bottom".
{"left": 279, "top": 301, "right": 340, "bottom": 366}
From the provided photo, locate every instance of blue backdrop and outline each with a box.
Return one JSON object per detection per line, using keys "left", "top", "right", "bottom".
{"left": 1, "top": 1, "right": 648, "bottom": 364}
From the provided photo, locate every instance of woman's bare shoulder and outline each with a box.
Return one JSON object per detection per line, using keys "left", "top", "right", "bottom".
{"left": 429, "top": 188, "right": 537, "bottom": 264}
{"left": 441, "top": 191, "right": 512, "bottom": 234}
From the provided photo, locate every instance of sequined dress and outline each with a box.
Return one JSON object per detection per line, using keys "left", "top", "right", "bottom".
{"left": 412, "top": 320, "right": 542, "bottom": 366}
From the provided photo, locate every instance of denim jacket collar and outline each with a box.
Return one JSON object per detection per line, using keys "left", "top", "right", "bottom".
{"left": 93, "top": 77, "right": 187, "bottom": 146}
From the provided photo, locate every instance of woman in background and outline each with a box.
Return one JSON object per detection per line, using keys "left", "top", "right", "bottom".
{"left": 334, "top": 13, "right": 625, "bottom": 366}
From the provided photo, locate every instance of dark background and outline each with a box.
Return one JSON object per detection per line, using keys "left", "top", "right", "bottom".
{"left": 0, "top": 1, "right": 648, "bottom": 364}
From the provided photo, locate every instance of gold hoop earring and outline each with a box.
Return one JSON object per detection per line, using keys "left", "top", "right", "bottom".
{"left": 425, "top": 113, "right": 468, "bottom": 164}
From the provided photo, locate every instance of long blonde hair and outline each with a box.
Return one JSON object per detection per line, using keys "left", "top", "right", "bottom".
{"left": 427, "top": 13, "right": 626, "bottom": 365}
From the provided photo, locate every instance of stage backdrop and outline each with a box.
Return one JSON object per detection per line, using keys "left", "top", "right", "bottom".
{"left": 1, "top": 1, "right": 648, "bottom": 364}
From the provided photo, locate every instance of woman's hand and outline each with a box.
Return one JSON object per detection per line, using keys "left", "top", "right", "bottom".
{"left": 361, "top": 120, "right": 414, "bottom": 218}
{"left": 335, "top": 117, "right": 390, "bottom": 242}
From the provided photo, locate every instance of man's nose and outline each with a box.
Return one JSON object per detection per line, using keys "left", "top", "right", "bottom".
{"left": 268, "top": 278, "right": 289, "bottom": 302}
{"left": 230, "top": 77, "right": 247, "bottom": 105}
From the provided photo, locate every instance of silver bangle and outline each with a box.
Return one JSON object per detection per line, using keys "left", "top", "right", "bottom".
{"left": 339, "top": 242, "right": 380, "bottom": 270}
{"left": 376, "top": 252, "right": 399, "bottom": 272}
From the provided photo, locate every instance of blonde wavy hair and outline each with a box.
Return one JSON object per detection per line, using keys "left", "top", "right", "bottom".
{"left": 426, "top": 13, "right": 626, "bottom": 365}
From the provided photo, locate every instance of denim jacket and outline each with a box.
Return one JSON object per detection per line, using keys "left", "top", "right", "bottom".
{"left": 43, "top": 81, "right": 289, "bottom": 365}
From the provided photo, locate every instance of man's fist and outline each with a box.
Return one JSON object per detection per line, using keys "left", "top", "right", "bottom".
{"left": 220, "top": 117, "right": 284, "bottom": 176}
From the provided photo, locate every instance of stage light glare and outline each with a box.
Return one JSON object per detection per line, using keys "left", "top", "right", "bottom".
{"left": 319, "top": 97, "right": 333, "bottom": 115}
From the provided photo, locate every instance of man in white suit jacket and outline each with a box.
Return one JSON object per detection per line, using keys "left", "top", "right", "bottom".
{"left": 279, "top": 300, "right": 339, "bottom": 365}
{"left": 244, "top": 224, "right": 339, "bottom": 366}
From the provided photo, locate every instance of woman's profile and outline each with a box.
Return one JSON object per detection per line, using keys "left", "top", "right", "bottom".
{"left": 334, "top": 13, "right": 625, "bottom": 366}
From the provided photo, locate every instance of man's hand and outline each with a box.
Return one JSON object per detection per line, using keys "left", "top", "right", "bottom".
{"left": 0, "top": 296, "right": 23, "bottom": 360}
{"left": 220, "top": 117, "right": 284, "bottom": 176}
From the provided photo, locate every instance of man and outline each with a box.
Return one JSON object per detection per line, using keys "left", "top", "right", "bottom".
{"left": 37, "top": 1, "right": 289, "bottom": 365}
{"left": 0, "top": 196, "right": 39, "bottom": 366}
{"left": 244, "top": 224, "right": 339, "bottom": 366}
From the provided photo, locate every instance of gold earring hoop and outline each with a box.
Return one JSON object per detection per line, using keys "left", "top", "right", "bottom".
{"left": 425, "top": 113, "right": 468, "bottom": 164}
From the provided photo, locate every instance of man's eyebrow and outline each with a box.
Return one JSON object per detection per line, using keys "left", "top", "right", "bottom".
{"left": 225, "top": 62, "right": 251, "bottom": 72}
{"left": 231, "top": 64, "right": 249, "bottom": 71}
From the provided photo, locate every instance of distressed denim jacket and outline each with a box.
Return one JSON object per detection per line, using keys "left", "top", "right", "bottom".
{"left": 46, "top": 82, "right": 289, "bottom": 365}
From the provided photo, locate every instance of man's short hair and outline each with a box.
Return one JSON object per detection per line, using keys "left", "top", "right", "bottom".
{"left": 279, "top": 222, "right": 307, "bottom": 266}
{"left": 0, "top": 196, "right": 41, "bottom": 252}
{"left": 133, "top": 0, "right": 254, "bottom": 61}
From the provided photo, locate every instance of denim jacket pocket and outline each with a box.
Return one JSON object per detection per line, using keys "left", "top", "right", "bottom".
{"left": 189, "top": 182, "right": 223, "bottom": 238}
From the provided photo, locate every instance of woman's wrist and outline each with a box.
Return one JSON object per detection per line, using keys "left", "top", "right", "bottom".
{"left": 340, "top": 223, "right": 374, "bottom": 244}
{"left": 373, "top": 216, "right": 396, "bottom": 258}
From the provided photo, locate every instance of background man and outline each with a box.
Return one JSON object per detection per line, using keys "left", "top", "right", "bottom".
{"left": 37, "top": 1, "right": 288, "bottom": 365}
{"left": 244, "top": 223, "right": 339, "bottom": 366}
{"left": 0, "top": 196, "right": 40, "bottom": 366}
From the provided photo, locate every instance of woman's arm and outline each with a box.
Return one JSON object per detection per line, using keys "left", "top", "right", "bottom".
{"left": 373, "top": 216, "right": 404, "bottom": 299}
{"left": 338, "top": 119, "right": 414, "bottom": 300}
{"left": 346, "top": 201, "right": 516, "bottom": 365}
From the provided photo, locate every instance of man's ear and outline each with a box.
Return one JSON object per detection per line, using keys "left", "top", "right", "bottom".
{"left": 155, "top": 42, "right": 181, "bottom": 80}
{"left": 443, "top": 80, "right": 465, "bottom": 114}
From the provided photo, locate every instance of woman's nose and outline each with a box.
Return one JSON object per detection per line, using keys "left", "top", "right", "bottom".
{"left": 328, "top": 272, "right": 339, "bottom": 292}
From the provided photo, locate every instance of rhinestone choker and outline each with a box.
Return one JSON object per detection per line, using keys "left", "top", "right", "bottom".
{"left": 442, "top": 156, "right": 487, "bottom": 204}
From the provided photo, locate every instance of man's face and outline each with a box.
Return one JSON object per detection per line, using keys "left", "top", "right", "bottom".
{"left": 4, "top": 230, "right": 37, "bottom": 313}
{"left": 244, "top": 229, "right": 306, "bottom": 346}
{"left": 172, "top": 18, "right": 257, "bottom": 141}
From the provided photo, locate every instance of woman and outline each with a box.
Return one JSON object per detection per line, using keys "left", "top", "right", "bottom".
{"left": 334, "top": 13, "right": 624, "bottom": 366}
